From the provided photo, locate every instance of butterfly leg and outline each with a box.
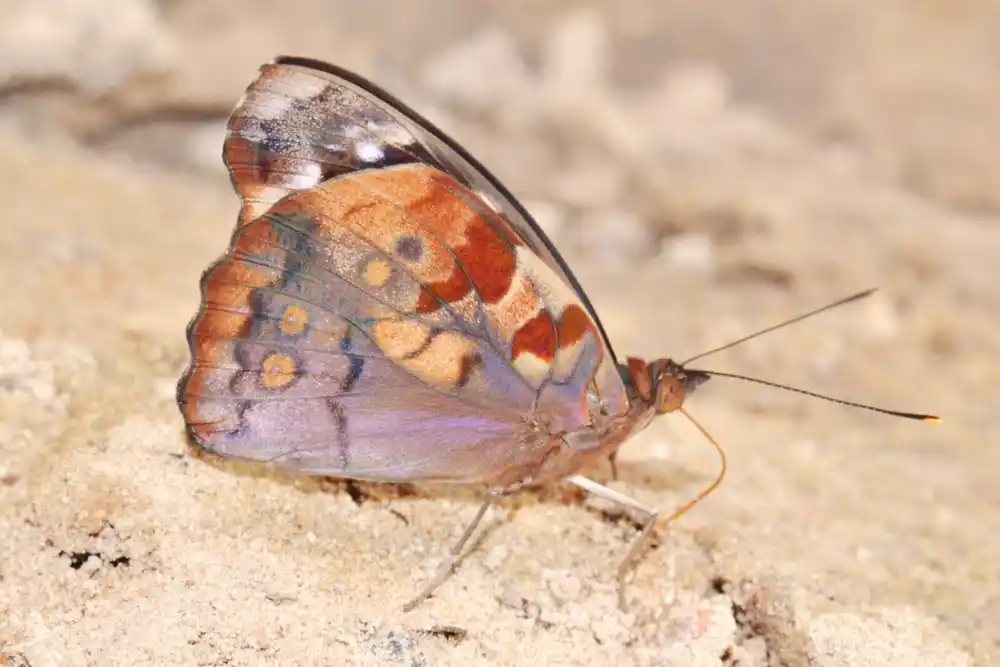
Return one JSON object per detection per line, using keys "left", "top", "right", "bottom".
{"left": 607, "top": 451, "right": 620, "bottom": 481}
{"left": 567, "top": 474, "right": 658, "bottom": 611}
{"left": 402, "top": 494, "right": 495, "bottom": 612}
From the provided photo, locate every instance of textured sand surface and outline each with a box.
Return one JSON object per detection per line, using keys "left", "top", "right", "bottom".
{"left": 1, "top": 2, "right": 998, "bottom": 666}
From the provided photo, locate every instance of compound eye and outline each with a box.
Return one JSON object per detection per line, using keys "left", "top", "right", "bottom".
{"left": 655, "top": 375, "right": 687, "bottom": 414}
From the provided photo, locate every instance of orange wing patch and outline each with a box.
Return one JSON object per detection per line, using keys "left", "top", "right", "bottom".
{"left": 182, "top": 223, "right": 286, "bottom": 440}
{"left": 278, "top": 304, "right": 310, "bottom": 336}
{"left": 499, "top": 246, "right": 604, "bottom": 390}
{"left": 511, "top": 311, "right": 557, "bottom": 362}
{"left": 270, "top": 164, "right": 520, "bottom": 321}
{"left": 508, "top": 310, "right": 555, "bottom": 388}
{"left": 371, "top": 317, "right": 479, "bottom": 387}
{"left": 415, "top": 215, "right": 516, "bottom": 312}
{"left": 260, "top": 352, "right": 299, "bottom": 389}
{"left": 370, "top": 318, "right": 432, "bottom": 359}
{"left": 550, "top": 304, "right": 599, "bottom": 383}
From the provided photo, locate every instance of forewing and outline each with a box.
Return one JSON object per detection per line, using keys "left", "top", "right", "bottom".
{"left": 223, "top": 55, "right": 623, "bottom": 370}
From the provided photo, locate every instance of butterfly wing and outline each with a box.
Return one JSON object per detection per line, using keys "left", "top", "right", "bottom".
{"left": 178, "top": 59, "right": 630, "bottom": 486}
{"left": 225, "top": 56, "right": 621, "bottom": 368}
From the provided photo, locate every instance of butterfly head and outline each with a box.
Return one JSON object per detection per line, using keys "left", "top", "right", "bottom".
{"left": 621, "top": 357, "right": 710, "bottom": 415}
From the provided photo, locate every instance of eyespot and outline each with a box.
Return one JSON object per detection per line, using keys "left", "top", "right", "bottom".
{"left": 278, "top": 304, "right": 309, "bottom": 336}
{"left": 260, "top": 352, "right": 298, "bottom": 390}
{"left": 361, "top": 257, "right": 392, "bottom": 286}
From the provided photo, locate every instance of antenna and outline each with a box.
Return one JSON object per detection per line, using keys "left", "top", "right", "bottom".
{"left": 680, "top": 288, "right": 941, "bottom": 422}
{"left": 688, "top": 369, "right": 940, "bottom": 421}
{"left": 681, "top": 288, "right": 878, "bottom": 366}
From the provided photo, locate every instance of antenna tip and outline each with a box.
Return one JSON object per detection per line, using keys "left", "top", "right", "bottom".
{"left": 922, "top": 415, "right": 943, "bottom": 423}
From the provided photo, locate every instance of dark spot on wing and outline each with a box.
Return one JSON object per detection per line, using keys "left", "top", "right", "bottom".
{"left": 457, "top": 353, "right": 483, "bottom": 388}
{"left": 328, "top": 399, "right": 350, "bottom": 469}
{"left": 395, "top": 235, "right": 424, "bottom": 261}
{"left": 340, "top": 325, "right": 365, "bottom": 392}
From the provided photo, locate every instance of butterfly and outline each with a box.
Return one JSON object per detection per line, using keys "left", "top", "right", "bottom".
{"left": 177, "top": 56, "right": 937, "bottom": 611}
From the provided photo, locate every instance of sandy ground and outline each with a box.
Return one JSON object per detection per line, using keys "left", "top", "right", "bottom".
{"left": 1, "top": 1, "right": 998, "bottom": 666}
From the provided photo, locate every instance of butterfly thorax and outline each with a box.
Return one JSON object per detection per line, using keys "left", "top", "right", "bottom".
{"left": 548, "top": 356, "right": 709, "bottom": 478}
{"left": 572, "top": 356, "right": 709, "bottom": 465}
{"left": 499, "top": 357, "right": 710, "bottom": 490}
{"left": 621, "top": 357, "right": 710, "bottom": 415}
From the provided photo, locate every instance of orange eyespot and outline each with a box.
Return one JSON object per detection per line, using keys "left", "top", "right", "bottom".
{"left": 260, "top": 352, "right": 298, "bottom": 389}
{"left": 279, "top": 304, "right": 309, "bottom": 336}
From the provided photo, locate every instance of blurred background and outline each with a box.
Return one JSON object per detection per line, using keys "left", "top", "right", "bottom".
{"left": 4, "top": 0, "right": 1000, "bottom": 213}
{"left": 1, "top": 1, "right": 997, "bottom": 665}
